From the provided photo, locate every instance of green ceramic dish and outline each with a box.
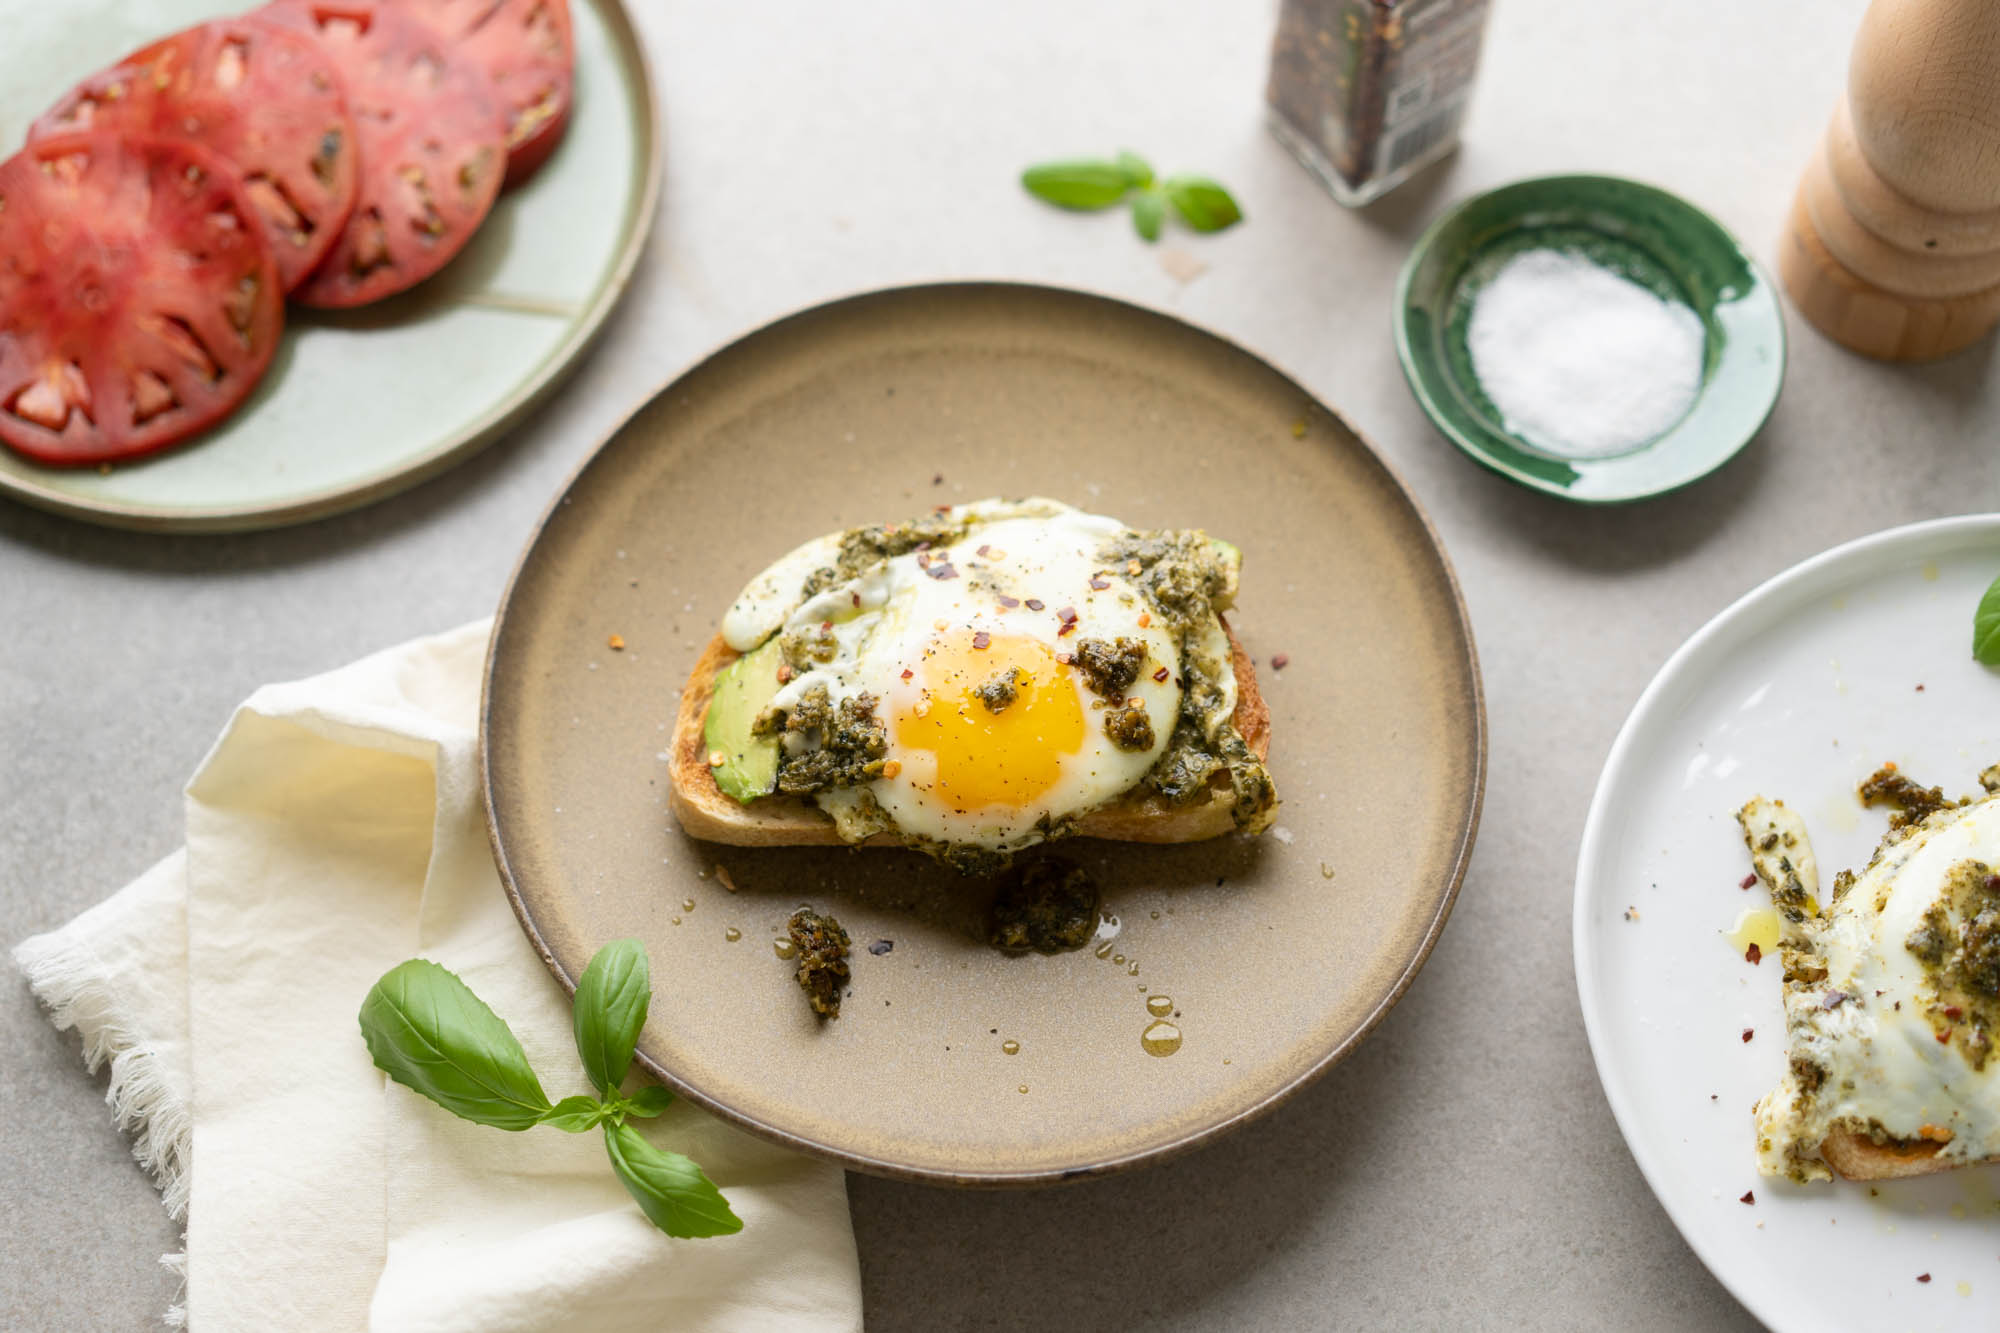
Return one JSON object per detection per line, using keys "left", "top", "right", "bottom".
{"left": 0, "top": 0, "right": 660, "bottom": 533}
{"left": 1394, "top": 174, "right": 1786, "bottom": 503}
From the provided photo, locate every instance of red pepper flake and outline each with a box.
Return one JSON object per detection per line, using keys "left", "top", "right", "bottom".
{"left": 1741, "top": 1028, "right": 1754, "bottom": 1043}
{"left": 1055, "top": 652, "right": 1074, "bottom": 665}
{"left": 971, "top": 632, "right": 991, "bottom": 650}
{"left": 851, "top": 592, "right": 861, "bottom": 608}
{"left": 1057, "top": 606, "right": 1077, "bottom": 622}
{"left": 1944, "top": 1005, "right": 1964, "bottom": 1020}
{"left": 1915, "top": 683, "right": 1926, "bottom": 692}
{"left": 996, "top": 594, "right": 1020, "bottom": 608}
{"left": 1917, "top": 1274, "right": 1932, "bottom": 1284}
{"left": 1739, "top": 873, "right": 1758, "bottom": 890}
{"left": 1937, "top": 1027, "right": 1953, "bottom": 1043}
{"left": 607, "top": 633, "right": 625, "bottom": 651}
{"left": 1745, "top": 942, "right": 1762, "bottom": 965}
{"left": 1089, "top": 576, "right": 1110, "bottom": 590}
{"left": 900, "top": 668, "right": 912, "bottom": 680}
{"left": 1271, "top": 653, "right": 1290, "bottom": 671}
{"left": 933, "top": 504, "right": 951, "bottom": 514}
{"left": 820, "top": 620, "right": 833, "bottom": 633}
{"left": 1153, "top": 667, "right": 1170, "bottom": 682}
{"left": 928, "top": 563, "right": 958, "bottom": 581}
{"left": 1739, "top": 1190, "right": 1755, "bottom": 1205}
{"left": 1024, "top": 598, "right": 1045, "bottom": 611}
{"left": 776, "top": 664, "right": 794, "bottom": 684}
{"left": 1987, "top": 873, "right": 2000, "bottom": 893}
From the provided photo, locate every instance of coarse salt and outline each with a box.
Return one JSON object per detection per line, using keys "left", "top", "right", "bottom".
{"left": 1466, "top": 248, "right": 1706, "bottom": 460}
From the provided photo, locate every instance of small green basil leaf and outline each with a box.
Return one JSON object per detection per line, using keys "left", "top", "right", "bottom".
{"left": 1131, "top": 189, "right": 1165, "bottom": 242}
{"left": 573, "top": 938, "right": 650, "bottom": 1096}
{"left": 1162, "top": 175, "right": 1244, "bottom": 233}
{"left": 604, "top": 1122, "right": 744, "bottom": 1238}
{"left": 1116, "top": 150, "right": 1155, "bottom": 189}
{"left": 359, "top": 959, "right": 552, "bottom": 1131}
{"left": 1021, "top": 160, "right": 1130, "bottom": 211}
{"left": 1975, "top": 573, "right": 2000, "bottom": 665}
{"left": 620, "top": 1085, "right": 675, "bottom": 1119}
{"left": 540, "top": 1095, "right": 610, "bottom": 1133}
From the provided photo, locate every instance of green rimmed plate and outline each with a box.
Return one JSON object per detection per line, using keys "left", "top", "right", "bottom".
{"left": 0, "top": 0, "right": 659, "bottom": 533}
{"left": 1394, "top": 174, "right": 1786, "bottom": 503}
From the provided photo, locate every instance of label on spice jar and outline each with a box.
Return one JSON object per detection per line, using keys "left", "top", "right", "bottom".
{"left": 1266, "top": 0, "right": 1492, "bottom": 207}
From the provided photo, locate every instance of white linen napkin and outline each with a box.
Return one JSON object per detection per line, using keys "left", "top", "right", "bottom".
{"left": 15, "top": 620, "right": 861, "bottom": 1332}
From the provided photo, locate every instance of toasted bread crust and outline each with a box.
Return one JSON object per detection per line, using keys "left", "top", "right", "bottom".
{"left": 1819, "top": 1128, "right": 1984, "bottom": 1181}
{"left": 667, "top": 618, "right": 1270, "bottom": 849}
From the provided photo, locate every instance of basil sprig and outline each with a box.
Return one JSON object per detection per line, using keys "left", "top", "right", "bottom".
{"left": 359, "top": 940, "right": 741, "bottom": 1239}
{"left": 1022, "top": 150, "right": 1243, "bottom": 243}
{"left": 1976, "top": 573, "right": 2000, "bottom": 665}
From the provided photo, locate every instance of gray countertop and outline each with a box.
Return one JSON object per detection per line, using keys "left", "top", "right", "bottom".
{"left": 8, "top": 0, "right": 1994, "bottom": 1327}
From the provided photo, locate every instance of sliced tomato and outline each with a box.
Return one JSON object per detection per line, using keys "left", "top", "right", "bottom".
{"left": 30, "top": 18, "right": 359, "bottom": 294}
{"left": 404, "top": 0, "right": 575, "bottom": 187}
{"left": 0, "top": 134, "right": 284, "bottom": 467}
{"left": 259, "top": 1, "right": 507, "bottom": 308}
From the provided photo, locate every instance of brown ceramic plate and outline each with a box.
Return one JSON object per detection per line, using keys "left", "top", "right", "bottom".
{"left": 482, "top": 283, "right": 1485, "bottom": 1185}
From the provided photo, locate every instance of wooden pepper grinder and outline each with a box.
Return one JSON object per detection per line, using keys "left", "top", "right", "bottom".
{"left": 1781, "top": 0, "right": 2000, "bottom": 361}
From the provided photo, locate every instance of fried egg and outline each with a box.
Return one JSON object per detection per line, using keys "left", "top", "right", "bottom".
{"left": 1743, "top": 783, "right": 2000, "bottom": 1180}
{"left": 721, "top": 499, "right": 1216, "bottom": 855}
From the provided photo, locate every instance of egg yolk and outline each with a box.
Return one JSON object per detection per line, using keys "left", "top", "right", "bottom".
{"left": 893, "top": 633, "right": 1084, "bottom": 812}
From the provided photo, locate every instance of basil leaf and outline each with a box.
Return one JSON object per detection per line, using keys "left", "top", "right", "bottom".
{"left": 1131, "top": 189, "right": 1165, "bottom": 242}
{"left": 1021, "top": 160, "right": 1130, "bottom": 211}
{"left": 539, "top": 1095, "right": 610, "bottom": 1133}
{"left": 619, "top": 1085, "right": 675, "bottom": 1119}
{"left": 604, "top": 1122, "right": 743, "bottom": 1238}
{"left": 1163, "top": 175, "right": 1244, "bottom": 233}
{"left": 359, "top": 960, "right": 552, "bottom": 1130}
{"left": 1116, "top": 150, "right": 1155, "bottom": 189}
{"left": 572, "top": 938, "right": 650, "bottom": 1096}
{"left": 1976, "top": 573, "right": 2000, "bottom": 665}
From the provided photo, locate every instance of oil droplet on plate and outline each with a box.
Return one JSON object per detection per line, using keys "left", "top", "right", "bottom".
{"left": 1112, "top": 954, "right": 1125, "bottom": 965}
{"left": 1017, "top": 1085, "right": 1028, "bottom": 1094}
{"left": 682, "top": 898, "right": 696, "bottom": 912}
{"left": 724, "top": 927, "right": 742, "bottom": 942}
{"left": 1146, "top": 994, "right": 1174, "bottom": 1018}
{"left": 1141, "top": 1020, "right": 1182, "bottom": 1057}
{"left": 670, "top": 917, "right": 681, "bottom": 926}
{"left": 1959, "top": 1281, "right": 1972, "bottom": 1297}
{"left": 1922, "top": 560, "right": 1940, "bottom": 582}
{"left": 1094, "top": 942, "right": 1113, "bottom": 959}
{"left": 1001, "top": 1039, "right": 1020, "bottom": 1055}
{"left": 1726, "top": 907, "right": 1782, "bottom": 959}
{"left": 773, "top": 937, "right": 797, "bottom": 960}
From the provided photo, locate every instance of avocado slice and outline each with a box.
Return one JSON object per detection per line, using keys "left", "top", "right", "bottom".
{"left": 703, "top": 637, "right": 784, "bottom": 803}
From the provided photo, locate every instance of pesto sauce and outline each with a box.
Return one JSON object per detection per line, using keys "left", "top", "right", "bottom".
{"left": 766, "top": 684, "right": 888, "bottom": 795}
{"left": 800, "top": 513, "right": 971, "bottom": 598}
{"left": 1905, "top": 856, "right": 2000, "bottom": 1070}
{"left": 1095, "top": 530, "right": 1276, "bottom": 833}
{"left": 986, "top": 859, "right": 1101, "bottom": 953}
{"left": 786, "top": 907, "right": 850, "bottom": 1019}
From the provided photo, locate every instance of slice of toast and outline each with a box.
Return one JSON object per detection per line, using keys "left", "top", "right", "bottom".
{"left": 1820, "top": 1128, "right": 1981, "bottom": 1181}
{"left": 667, "top": 618, "right": 1270, "bottom": 848}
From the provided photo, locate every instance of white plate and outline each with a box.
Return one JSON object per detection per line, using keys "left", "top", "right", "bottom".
{"left": 1575, "top": 514, "right": 2000, "bottom": 1332}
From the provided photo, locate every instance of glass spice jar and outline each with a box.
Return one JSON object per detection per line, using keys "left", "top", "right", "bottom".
{"left": 1266, "top": 0, "right": 1493, "bottom": 207}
